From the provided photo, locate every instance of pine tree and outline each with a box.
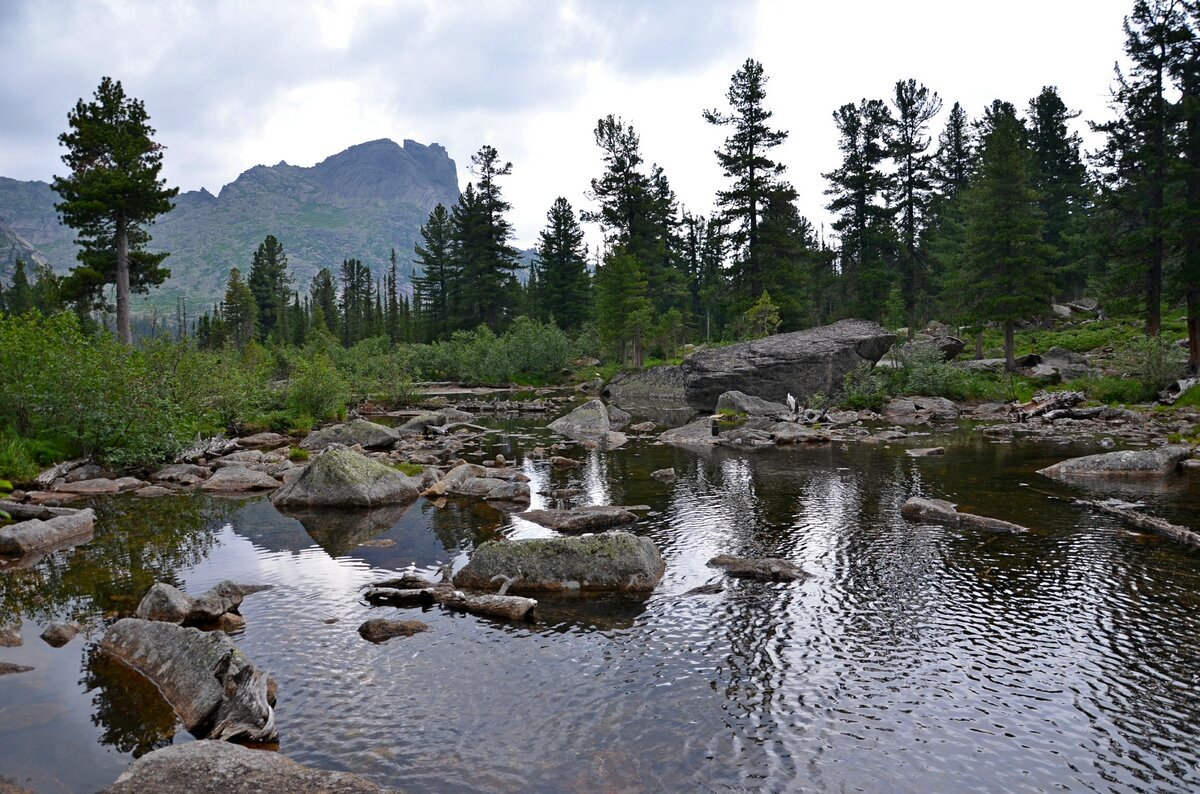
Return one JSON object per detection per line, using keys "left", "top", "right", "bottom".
{"left": 534, "top": 197, "right": 591, "bottom": 331}
{"left": 594, "top": 247, "right": 654, "bottom": 368}
{"left": 386, "top": 248, "right": 400, "bottom": 344}
{"left": 247, "top": 234, "right": 291, "bottom": 342}
{"left": 310, "top": 267, "right": 338, "bottom": 335}
{"left": 1169, "top": 0, "right": 1199, "bottom": 371}
{"left": 339, "top": 258, "right": 374, "bottom": 344}
{"left": 5, "top": 260, "right": 33, "bottom": 315}
{"left": 51, "top": 77, "right": 178, "bottom": 345}
{"left": 888, "top": 79, "right": 942, "bottom": 337}
{"left": 453, "top": 146, "right": 521, "bottom": 329}
{"left": 413, "top": 203, "right": 455, "bottom": 340}
{"left": 960, "top": 101, "right": 1051, "bottom": 369}
{"left": 221, "top": 267, "right": 258, "bottom": 349}
{"left": 824, "top": 99, "right": 897, "bottom": 321}
{"left": 703, "top": 58, "right": 791, "bottom": 299}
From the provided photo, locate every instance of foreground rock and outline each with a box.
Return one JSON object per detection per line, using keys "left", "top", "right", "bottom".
{"left": 707, "top": 555, "right": 808, "bottom": 582}
{"left": 0, "top": 508, "right": 96, "bottom": 556}
{"left": 200, "top": 466, "right": 282, "bottom": 493}
{"left": 99, "top": 618, "right": 276, "bottom": 742}
{"left": 515, "top": 506, "right": 638, "bottom": 532}
{"left": 136, "top": 581, "right": 272, "bottom": 626}
{"left": 272, "top": 444, "right": 419, "bottom": 508}
{"left": 1037, "top": 445, "right": 1192, "bottom": 479}
{"left": 605, "top": 319, "right": 895, "bottom": 410}
{"left": 547, "top": 399, "right": 629, "bottom": 448}
{"left": 300, "top": 419, "right": 399, "bottom": 451}
{"left": 900, "top": 497, "right": 1029, "bottom": 533}
{"left": 103, "top": 741, "right": 387, "bottom": 794}
{"left": 357, "top": 618, "right": 429, "bottom": 643}
{"left": 454, "top": 531, "right": 665, "bottom": 593}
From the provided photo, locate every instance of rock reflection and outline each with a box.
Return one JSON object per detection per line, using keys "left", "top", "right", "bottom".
{"left": 83, "top": 645, "right": 178, "bottom": 757}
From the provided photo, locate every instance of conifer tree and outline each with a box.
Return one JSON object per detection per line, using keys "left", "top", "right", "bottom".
{"left": 413, "top": 203, "right": 455, "bottom": 340}
{"left": 52, "top": 77, "right": 178, "bottom": 345}
{"left": 309, "top": 267, "right": 338, "bottom": 334}
{"left": 386, "top": 248, "right": 400, "bottom": 344}
{"left": 1172, "top": 1, "right": 1199, "bottom": 371}
{"left": 454, "top": 146, "right": 521, "bottom": 329}
{"left": 534, "top": 197, "right": 591, "bottom": 331}
{"left": 247, "top": 234, "right": 291, "bottom": 342}
{"left": 221, "top": 267, "right": 257, "bottom": 349}
{"left": 4, "top": 260, "right": 33, "bottom": 316}
{"left": 594, "top": 248, "right": 654, "bottom": 368}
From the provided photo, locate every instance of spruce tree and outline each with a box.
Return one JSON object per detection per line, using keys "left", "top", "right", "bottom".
{"left": 413, "top": 203, "right": 455, "bottom": 340}
{"left": 386, "top": 248, "right": 400, "bottom": 344}
{"left": 594, "top": 247, "right": 654, "bottom": 368}
{"left": 1170, "top": 1, "right": 1199, "bottom": 371}
{"left": 5, "top": 260, "right": 33, "bottom": 315}
{"left": 310, "top": 267, "right": 338, "bottom": 334}
{"left": 221, "top": 267, "right": 258, "bottom": 349}
{"left": 888, "top": 79, "right": 942, "bottom": 337}
{"left": 247, "top": 234, "right": 291, "bottom": 342}
{"left": 703, "top": 58, "right": 791, "bottom": 300}
{"left": 52, "top": 77, "right": 178, "bottom": 345}
{"left": 960, "top": 101, "right": 1050, "bottom": 369}
{"left": 534, "top": 197, "right": 591, "bottom": 331}
{"left": 454, "top": 145, "right": 521, "bottom": 329}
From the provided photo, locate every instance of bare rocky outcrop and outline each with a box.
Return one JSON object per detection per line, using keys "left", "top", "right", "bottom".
{"left": 1037, "top": 445, "right": 1192, "bottom": 479}
{"left": 900, "top": 497, "right": 1029, "bottom": 533}
{"left": 454, "top": 531, "right": 665, "bottom": 593}
{"left": 102, "top": 740, "right": 388, "bottom": 793}
{"left": 98, "top": 618, "right": 277, "bottom": 742}
{"left": 605, "top": 319, "right": 895, "bottom": 411}
{"left": 272, "top": 444, "right": 419, "bottom": 508}
{"left": 301, "top": 419, "right": 399, "bottom": 451}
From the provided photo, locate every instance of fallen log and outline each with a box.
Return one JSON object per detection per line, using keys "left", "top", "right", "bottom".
{"left": 1074, "top": 499, "right": 1200, "bottom": 547}
{"left": 362, "top": 587, "right": 433, "bottom": 607}
{"left": 1013, "top": 390, "right": 1085, "bottom": 420}
{"left": 33, "top": 459, "right": 90, "bottom": 488}
{"left": 432, "top": 589, "right": 537, "bottom": 621}
{"left": 0, "top": 502, "right": 82, "bottom": 521}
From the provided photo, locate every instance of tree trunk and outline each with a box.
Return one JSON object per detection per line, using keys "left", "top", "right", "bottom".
{"left": 1003, "top": 322, "right": 1016, "bottom": 371}
{"left": 115, "top": 215, "right": 132, "bottom": 346}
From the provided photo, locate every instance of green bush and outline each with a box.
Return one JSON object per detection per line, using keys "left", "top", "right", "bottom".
{"left": 334, "top": 336, "right": 417, "bottom": 405}
{"left": 287, "top": 352, "right": 351, "bottom": 421}
{"left": 409, "top": 319, "right": 575, "bottom": 385}
{"left": 1066, "top": 376, "right": 1151, "bottom": 405}
{"left": 0, "top": 430, "right": 40, "bottom": 482}
{"left": 1116, "top": 336, "right": 1186, "bottom": 400}
{"left": 842, "top": 362, "right": 889, "bottom": 411}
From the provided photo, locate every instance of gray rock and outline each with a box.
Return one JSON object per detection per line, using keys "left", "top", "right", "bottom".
{"left": 897, "top": 335, "right": 966, "bottom": 362}
{"left": 200, "top": 466, "right": 282, "bottom": 493}
{"left": 237, "top": 432, "right": 291, "bottom": 450}
{"left": 189, "top": 581, "right": 274, "bottom": 623}
{"left": 658, "top": 419, "right": 719, "bottom": 447}
{"left": 548, "top": 399, "right": 615, "bottom": 439}
{"left": 882, "top": 396, "right": 960, "bottom": 425}
{"left": 0, "top": 508, "right": 95, "bottom": 556}
{"left": 955, "top": 358, "right": 1006, "bottom": 373}
{"left": 454, "top": 531, "right": 665, "bottom": 593}
{"left": 301, "top": 419, "right": 399, "bottom": 451}
{"left": 134, "top": 485, "right": 174, "bottom": 498}
{"left": 53, "top": 477, "right": 120, "bottom": 495}
{"left": 102, "top": 740, "right": 387, "bottom": 793}
{"left": 605, "top": 319, "right": 895, "bottom": 411}
{"left": 606, "top": 403, "right": 632, "bottom": 430}
{"left": 0, "top": 622, "right": 21, "bottom": 647}
{"left": 1029, "top": 346, "right": 1094, "bottom": 381}
{"left": 651, "top": 468, "right": 676, "bottom": 481}
{"left": 39, "top": 622, "right": 81, "bottom": 647}
{"left": 272, "top": 445, "right": 419, "bottom": 508}
{"left": 99, "top": 618, "right": 276, "bottom": 742}
{"left": 1037, "top": 445, "right": 1192, "bottom": 478}
{"left": 516, "top": 505, "right": 638, "bottom": 532}
{"left": 213, "top": 450, "right": 264, "bottom": 466}
{"left": 707, "top": 554, "right": 809, "bottom": 582}
{"left": 62, "top": 464, "right": 104, "bottom": 483}
{"left": 448, "top": 477, "right": 530, "bottom": 502}
{"left": 630, "top": 421, "right": 656, "bottom": 433}
{"left": 906, "top": 447, "right": 946, "bottom": 457}
{"left": 769, "top": 423, "right": 832, "bottom": 444}
{"left": 0, "top": 661, "right": 33, "bottom": 676}
{"left": 357, "top": 618, "right": 429, "bottom": 643}
{"left": 900, "top": 497, "right": 1029, "bottom": 533}
{"left": 715, "top": 390, "right": 789, "bottom": 416}
{"left": 136, "top": 583, "right": 194, "bottom": 624}
{"left": 396, "top": 413, "right": 446, "bottom": 435}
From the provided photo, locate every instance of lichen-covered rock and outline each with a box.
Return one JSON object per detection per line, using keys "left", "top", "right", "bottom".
{"left": 98, "top": 618, "right": 276, "bottom": 742}
{"left": 715, "top": 390, "right": 789, "bottom": 416}
{"left": 1037, "top": 444, "right": 1192, "bottom": 479}
{"left": 272, "top": 444, "right": 419, "bottom": 508}
{"left": 882, "top": 396, "right": 960, "bottom": 425}
{"left": 515, "top": 506, "right": 638, "bottom": 532}
{"left": 200, "top": 467, "right": 282, "bottom": 493}
{"left": 102, "top": 740, "right": 387, "bottom": 793}
{"left": 548, "top": 399, "right": 615, "bottom": 439}
{"left": 0, "top": 508, "right": 95, "bottom": 556}
{"left": 300, "top": 419, "right": 399, "bottom": 451}
{"left": 454, "top": 531, "right": 665, "bottom": 593}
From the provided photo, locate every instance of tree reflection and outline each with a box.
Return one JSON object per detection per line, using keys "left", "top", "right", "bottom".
{"left": 82, "top": 645, "right": 178, "bottom": 757}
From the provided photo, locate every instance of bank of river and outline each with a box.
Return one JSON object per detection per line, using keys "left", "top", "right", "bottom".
{"left": 2, "top": 418, "right": 1199, "bottom": 792}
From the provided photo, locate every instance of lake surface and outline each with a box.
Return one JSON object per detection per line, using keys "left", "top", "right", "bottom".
{"left": 2, "top": 417, "right": 1199, "bottom": 793}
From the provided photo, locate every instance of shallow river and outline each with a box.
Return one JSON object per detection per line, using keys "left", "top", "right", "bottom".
{"left": 2, "top": 417, "right": 1200, "bottom": 793}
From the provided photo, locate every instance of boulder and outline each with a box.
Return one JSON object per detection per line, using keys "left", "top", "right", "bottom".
{"left": 707, "top": 555, "right": 808, "bottom": 582}
{"left": 272, "top": 445, "right": 419, "bottom": 508}
{"left": 301, "top": 419, "right": 399, "bottom": 451}
{"left": 897, "top": 335, "right": 965, "bottom": 362}
{"left": 630, "top": 421, "right": 656, "bottom": 433}
{"left": 769, "top": 423, "right": 832, "bottom": 444}
{"left": 40, "top": 622, "right": 81, "bottom": 647}
{"left": 102, "top": 740, "right": 387, "bottom": 794}
{"left": 200, "top": 467, "right": 282, "bottom": 493}
{"left": 0, "top": 622, "right": 20, "bottom": 647}
{"left": 136, "top": 583, "right": 194, "bottom": 624}
{"left": 515, "top": 506, "right": 638, "bottom": 532}
{"left": 211, "top": 450, "right": 264, "bottom": 469}
{"left": 906, "top": 447, "right": 946, "bottom": 457}
{"left": 397, "top": 413, "right": 446, "bottom": 435}
{"left": 454, "top": 531, "right": 665, "bottom": 593}
{"left": 0, "top": 508, "right": 96, "bottom": 556}
{"left": 189, "top": 581, "right": 274, "bottom": 623}
{"left": 54, "top": 478, "right": 120, "bottom": 495}
{"left": 658, "top": 419, "right": 719, "bottom": 447}
{"left": 606, "top": 403, "right": 632, "bottom": 429}
{"left": 357, "top": 618, "right": 429, "bottom": 643}
{"left": 62, "top": 463, "right": 105, "bottom": 483}
{"left": 882, "top": 396, "right": 960, "bottom": 425}
{"left": 0, "top": 661, "right": 33, "bottom": 676}
{"left": 98, "top": 618, "right": 276, "bottom": 742}
{"left": 237, "top": 432, "right": 291, "bottom": 450}
{"left": 605, "top": 319, "right": 895, "bottom": 411}
{"left": 901, "top": 497, "right": 1029, "bottom": 533}
{"left": 651, "top": 468, "right": 676, "bottom": 481}
{"left": 548, "top": 399, "right": 614, "bottom": 439}
{"left": 715, "top": 390, "right": 789, "bottom": 416}
{"left": 1037, "top": 444, "right": 1192, "bottom": 479}
{"left": 1029, "top": 346, "right": 1093, "bottom": 381}
{"left": 134, "top": 485, "right": 174, "bottom": 498}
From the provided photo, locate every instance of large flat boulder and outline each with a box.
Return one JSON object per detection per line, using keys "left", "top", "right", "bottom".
{"left": 1037, "top": 445, "right": 1192, "bottom": 479}
{"left": 548, "top": 399, "right": 624, "bottom": 438}
{"left": 103, "top": 740, "right": 387, "bottom": 793}
{"left": 200, "top": 467, "right": 282, "bottom": 493}
{"left": 516, "top": 506, "right": 638, "bottom": 532}
{"left": 0, "top": 508, "right": 95, "bottom": 556}
{"left": 272, "top": 444, "right": 419, "bottom": 508}
{"left": 715, "top": 390, "right": 789, "bottom": 416}
{"left": 606, "top": 319, "right": 895, "bottom": 411}
{"left": 98, "top": 618, "right": 276, "bottom": 742}
{"left": 882, "top": 396, "right": 960, "bottom": 425}
{"left": 901, "top": 496, "right": 1028, "bottom": 533}
{"left": 454, "top": 531, "right": 665, "bottom": 593}
{"left": 300, "top": 419, "right": 399, "bottom": 451}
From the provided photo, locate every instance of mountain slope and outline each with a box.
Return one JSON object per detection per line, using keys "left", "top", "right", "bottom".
{"left": 0, "top": 138, "right": 460, "bottom": 309}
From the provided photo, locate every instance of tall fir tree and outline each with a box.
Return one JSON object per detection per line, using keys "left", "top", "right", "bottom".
{"left": 534, "top": 197, "right": 591, "bottom": 332}
{"left": 310, "top": 267, "right": 338, "bottom": 335}
{"left": 4, "top": 260, "right": 33, "bottom": 316}
{"left": 247, "top": 234, "right": 291, "bottom": 342}
{"left": 386, "top": 248, "right": 401, "bottom": 344}
{"left": 221, "top": 267, "right": 258, "bottom": 349}
{"left": 1169, "top": 0, "right": 1200, "bottom": 371}
{"left": 453, "top": 145, "right": 521, "bottom": 329}
{"left": 413, "top": 203, "right": 456, "bottom": 340}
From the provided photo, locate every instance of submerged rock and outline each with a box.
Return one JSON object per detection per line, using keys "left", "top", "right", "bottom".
{"left": 272, "top": 444, "right": 419, "bottom": 508}
{"left": 1037, "top": 445, "right": 1191, "bottom": 479}
{"left": 99, "top": 618, "right": 277, "bottom": 742}
{"left": 906, "top": 447, "right": 946, "bottom": 457}
{"left": 515, "top": 506, "right": 638, "bottom": 532}
{"left": 900, "top": 496, "right": 1028, "bottom": 533}
{"left": 102, "top": 740, "right": 387, "bottom": 793}
{"left": 0, "top": 508, "right": 96, "bottom": 556}
{"left": 40, "top": 622, "right": 81, "bottom": 647}
{"left": 707, "top": 555, "right": 809, "bottom": 582}
{"left": 454, "top": 531, "right": 665, "bottom": 593}
{"left": 301, "top": 419, "right": 399, "bottom": 451}
{"left": 0, "top": 661, "right": 34, "bottom": 676}
{"left": 357, "top": 618, "right": 429, "bottom": 643}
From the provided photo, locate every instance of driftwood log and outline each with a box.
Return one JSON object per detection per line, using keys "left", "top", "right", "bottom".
{"left": 362, "top": 570, "right": 537, "bottom": 622}
{"left": 1012, "top": 391, "right": 1085, "bottom": 421}
{"left": 1075, "top": 499, "right": 1200, "bottom": 547}
{"left": 33, "top": 459, "right": 89, "bottom": 488}
{"left": 0, "top": 502, "right": 82, "bottom": 521}
{"left": 178, "top": 435, "right": 240, "bottom": 463}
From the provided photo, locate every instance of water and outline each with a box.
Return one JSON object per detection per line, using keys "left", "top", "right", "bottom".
{"left": 2, "top": 420, "right": 1199, "bottom": 793}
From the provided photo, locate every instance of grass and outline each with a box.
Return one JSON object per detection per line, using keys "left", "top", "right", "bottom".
{"left": 0, "top": 431, "right": 78, "bottom": 483}
{"left": 288, "top": 447, "right": 310, "bottom": 462}
{"left": 393, "top": 462, "right": 424, "bottom": 476}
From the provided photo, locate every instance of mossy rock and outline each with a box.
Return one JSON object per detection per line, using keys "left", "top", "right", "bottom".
{"left": 272, "top": 444, "right": 419, "bottom": 508}
{"left": 454, "top": 531, "right": 665, "bottom": 593}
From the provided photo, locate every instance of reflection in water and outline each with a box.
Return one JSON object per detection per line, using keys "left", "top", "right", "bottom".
{"left": 1, "top": 424, "right": 1199, "bottom": 792}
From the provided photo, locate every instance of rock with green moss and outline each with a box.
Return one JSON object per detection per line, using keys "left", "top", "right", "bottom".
{"left": 272, "top": 444, "right": 419, "bottom": 508}
{"left": 454, "top": 531, "right": 665, "bottom": 593}
{"left": 300, "top": 419, "right": 399, "bottom": 451}
{"left": 1037, "top": 444, "right": 1192, "bottom": 478}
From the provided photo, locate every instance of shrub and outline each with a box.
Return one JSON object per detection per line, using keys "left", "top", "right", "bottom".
{"left": 287, "top": 353, "right": 351, "bottom": 421}
{"left": 1116, "top": 336, "right": 1186, "bottom": 400}
{"left": 0, "top": 431, "right": 40, "bottom": 483}
{"left": 288, "top": 447, "right": 310, "bottom": 462}
{"left": 842, "top": 362, "right": 889, "bottom": 411}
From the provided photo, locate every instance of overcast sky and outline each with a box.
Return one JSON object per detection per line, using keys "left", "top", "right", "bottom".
{"left": 0, "top": 0, "right": 1133, "bottom": 248}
